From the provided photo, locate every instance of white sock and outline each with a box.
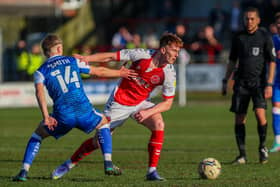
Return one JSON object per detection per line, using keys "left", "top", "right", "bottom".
{"left": 276, "top": 135, "right": 280, "bottom": 144}
{"left": 22, "top": 163, "right": 30, "bottom": 171}
{"left": 104, "top": 153, "right": 112, "bottom": 161}
{"left": 148, "top": 167, "right": 156, "bottom": 174}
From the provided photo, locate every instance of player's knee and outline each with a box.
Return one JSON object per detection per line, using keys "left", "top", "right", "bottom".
{"left": 235, "top": 114, "right": 246, "bottom": 124}
{"left": 153, "top": 120, "right": 165, "bottom": 130}
{"left": 96, "top": 116, "right": 110, "bottom": 129}
{"left": 34, "top": 124, "right": 50, "bottom": 139}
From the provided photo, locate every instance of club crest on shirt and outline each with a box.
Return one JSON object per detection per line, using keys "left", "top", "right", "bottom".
{"left": 150, "top": 75, "right": 160, "bottom": 84}
{"left": 252, "top": 47, "right": 259, "bottom": 56}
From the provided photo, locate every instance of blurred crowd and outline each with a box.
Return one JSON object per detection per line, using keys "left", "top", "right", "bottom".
{"left": 14, "top": 40, "right": 44, "bottom": 81}
{"left": 5, "top": 0, "right": 280, "bottom": 81}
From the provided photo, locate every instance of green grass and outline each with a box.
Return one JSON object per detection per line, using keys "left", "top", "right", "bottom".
{"left": 0, "top": 97, "right": 279, "bottom": 187}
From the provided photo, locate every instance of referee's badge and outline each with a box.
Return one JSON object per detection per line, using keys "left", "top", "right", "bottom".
{"left": 252, "top": 47, "right": 259, "bottom": 56}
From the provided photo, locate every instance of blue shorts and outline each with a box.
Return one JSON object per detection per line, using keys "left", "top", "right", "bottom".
{"left": 273, "top": 84, "right": 280, "bottom": 103}
{"left": 44, "top": 108, "right": 103, "bottom": 139}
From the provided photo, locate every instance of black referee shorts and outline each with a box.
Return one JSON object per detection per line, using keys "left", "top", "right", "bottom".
{"left": 230, "top": 84, "right": 267, "bottom": 114}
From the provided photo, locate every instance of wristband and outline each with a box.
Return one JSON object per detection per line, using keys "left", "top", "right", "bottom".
{"left": 266, "top": 83, "right": 273, "bottom": 87}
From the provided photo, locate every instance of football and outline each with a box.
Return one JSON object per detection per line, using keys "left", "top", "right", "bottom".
{"left": 198, "top": 157, "right": 221, "bottom": 180}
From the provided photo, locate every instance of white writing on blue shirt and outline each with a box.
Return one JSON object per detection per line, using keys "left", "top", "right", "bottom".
{"left": 47, "top": 59, "right": 71, "bottom": 69}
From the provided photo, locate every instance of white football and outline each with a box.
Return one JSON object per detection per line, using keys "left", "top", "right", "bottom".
{"left": 198, "top": 157, "right": 221, "bottom": 180}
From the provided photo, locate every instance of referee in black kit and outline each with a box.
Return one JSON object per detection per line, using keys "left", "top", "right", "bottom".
{"left": 222, "top": 7, "right": 276, "bottom": 164}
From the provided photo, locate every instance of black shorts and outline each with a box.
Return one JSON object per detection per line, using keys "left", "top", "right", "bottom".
{"left": 230, "top": 84, "right": 267, "bottom": 114}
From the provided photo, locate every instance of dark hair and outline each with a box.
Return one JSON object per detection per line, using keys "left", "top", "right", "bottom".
{"left": 41, "top": 34, "right": 62, "bottom": 57}
{"left": 244, "top": 7, "right": 260, "bottom": 18}
{"left": 159, "top": 32, "right": 183, "bottom": 48}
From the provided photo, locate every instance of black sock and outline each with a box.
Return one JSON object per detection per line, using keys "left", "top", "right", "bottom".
{"left": 257, "top": 123, "right": 267, "bottom": 149}
{"left": 235, "top": 123, "right": 246, "bottom": 157}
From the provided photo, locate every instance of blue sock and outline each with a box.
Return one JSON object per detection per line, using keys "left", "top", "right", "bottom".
{"left": 97, "top": 127, "right": 113, "bottom": 168}
{"left": 273, "top": 108, "right": 280, "bottom": 137}
{"left": 22, "top": 133, "right": 42, "bottom": 168}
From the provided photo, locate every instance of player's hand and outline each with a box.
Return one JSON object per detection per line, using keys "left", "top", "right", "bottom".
{"left": 43, "top": 116, "right": 57, "bottom": 131}
{"left": 119, "top": 66, "right": 138, "bottom": 79}
{"left": 264, "top": 85, "right": 273, "bottom": 99}
{"left": 222, "top": 79, "right": 228, "bottom": 96}
{"left": 134, "top": 110, "right": 149, "bottom": 123}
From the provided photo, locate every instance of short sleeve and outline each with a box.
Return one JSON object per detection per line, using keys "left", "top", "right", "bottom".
{"left": 265, "top": 33, "right": 276, "bottom": 62}
{"left": 118, "top": 48, "right": 155, "bottom": 62}
{"left": 34, "top": 70, "right": 45, "bottom": 84}
{"left": 75, "top": 58, "right": 91, "bottom": 74}
{"left": 162, "top": 65, "right": 176, "bottom": 99}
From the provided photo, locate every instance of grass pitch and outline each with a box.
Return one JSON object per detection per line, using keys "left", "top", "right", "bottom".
{"left": 0, "top": 94, "right": 279, "bottom": 187}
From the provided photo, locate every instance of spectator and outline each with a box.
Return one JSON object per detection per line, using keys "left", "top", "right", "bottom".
{"left": 175, "top": 23, "right": 192, "bottom": 46}
{"left": 111, "top": 26, "right": 132, "bottom": 50}
{"left": 143, "top": 28, "right": 159, "bottom": 49}
{"left": 26, "top": 43, "right": 44, "bottom": 80}
{"left": 126, "top": 33, "right": 146, "bottom": 49}
{"left": 174, "top": 23, "right": 191, "bottom": 68}
{"left": 15, "top": 40, "right": 29, "bottom": 81}
{"left": 190, "top": 26, "right": 223, "bottom": 64}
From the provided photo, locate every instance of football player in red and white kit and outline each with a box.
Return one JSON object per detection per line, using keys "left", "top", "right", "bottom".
{"left": 52, "top": 33, "right": 183, "bottom": 181}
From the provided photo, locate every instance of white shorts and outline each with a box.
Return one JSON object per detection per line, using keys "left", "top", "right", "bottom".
{"left": 104, "top": 100, "right": 155, "bottom": 129}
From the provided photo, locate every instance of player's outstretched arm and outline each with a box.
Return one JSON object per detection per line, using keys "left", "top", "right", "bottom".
{"left": 90, "top": 66, "right": 138, "bottom": 79}
{"left": 74, "top": 52, "right": 117, "bottom": 63}
{"left": 74, "top": 48, "right": 152, "bottom": 63}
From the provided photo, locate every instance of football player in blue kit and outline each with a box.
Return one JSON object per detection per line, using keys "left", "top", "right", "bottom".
{"left": 13, "top": 34, "right": 137, "bottom": 181}
{"left": 270, "top": 13, "right": 280, "bottom": 152}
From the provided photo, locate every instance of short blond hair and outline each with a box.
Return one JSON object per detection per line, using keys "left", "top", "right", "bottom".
{"left": 41, "top": 34, "right": 62, "bottom": 57}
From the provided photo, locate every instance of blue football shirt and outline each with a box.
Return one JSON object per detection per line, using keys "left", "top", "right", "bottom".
{"left": 273, "top": 34, "right": 280, "bottom": 84}
{"left": 34, "top": 55, "right": 94, "bottom": 125}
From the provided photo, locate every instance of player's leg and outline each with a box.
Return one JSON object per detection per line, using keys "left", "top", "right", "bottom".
{"left": 230, "top": 85, "right": 250, "bottom": 164}
{"left": 70, "top": 133, "right": 100, "bottom": 165}
{"left": 51, "top": 134, "right": 100, "bottom": 180}
{"left": 270, "top": 102, "right": 280, "bottom": 152}
{"left": 232, "top": 114, "right": 247, "bottom": 164}
{"left": 96, "top": 116, "right": 122, "bottom": 175}
{"left": 13, "top": 122, "right": 50, "bottom": 181}
{"left": 52, "top": 103, "right": 130, "bottom": 179}
{"left": 270, "top": 85, "right": 280, "bottom": 152}
{"left": 141, "top": 113, "right": 165, "bottom": 181}
{"left": 253, "top": 87, "right": 269, "bottom": 164}
{"left": 95, "top": 103, "right": 132, "bottom": 175}
{"left": 254, "top": 108, "right": 269, "bottom": 164}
